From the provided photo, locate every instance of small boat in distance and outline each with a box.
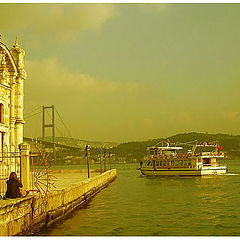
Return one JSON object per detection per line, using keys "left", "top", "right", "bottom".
{"left": 139, "top": 141, "right": 227, "bottom": 176}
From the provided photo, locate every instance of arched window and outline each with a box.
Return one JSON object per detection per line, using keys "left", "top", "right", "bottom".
{"left": 0, "top": 104, "right": 3, "bottom": 123}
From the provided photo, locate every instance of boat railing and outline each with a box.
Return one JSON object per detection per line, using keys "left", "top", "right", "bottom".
{"left": 146, "top": 161, "right": 197, "bottom": 168}
{"left": 202, "top": 163, "right": 226, "bottom": 167}
{"left": 149, "top": 153, "right": 201, "bottom": 159}
{"left": 153, "top": 165, "right": 196, "bottom": 169}
{"left": 149, "top": 152, "right": 224, "bottom": 160}
{"left": 201, "top": 152, "right": 224, "bottom": 157}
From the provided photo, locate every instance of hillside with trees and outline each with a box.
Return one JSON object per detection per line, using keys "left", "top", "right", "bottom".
{"left": 39, "top": 133, "right": 240, "bottom": 164}
{"left": 111, "top": 132, "right": 240, "bottom": 162}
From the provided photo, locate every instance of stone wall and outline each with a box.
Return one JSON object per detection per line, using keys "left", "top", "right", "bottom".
{"left": 0, "top": 169, "right": 116, "bottom": 236}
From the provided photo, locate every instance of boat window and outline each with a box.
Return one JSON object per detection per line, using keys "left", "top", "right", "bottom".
{"left": 175, "top": 160, "right": 180, "bottom": 166}
{"left": 165, "top": 150, "right": 173, "bottom": 156}
{"left": 203, "top": 158, "right": 210, "bottom": 165}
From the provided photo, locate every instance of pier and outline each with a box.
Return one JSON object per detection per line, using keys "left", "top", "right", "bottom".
{"left": 0, "top": 169, "right": 116, "bottom": 236}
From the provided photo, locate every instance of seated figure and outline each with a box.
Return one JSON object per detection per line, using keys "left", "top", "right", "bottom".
{"left": 5, "top": 172, "right": 23, "bottom": 198}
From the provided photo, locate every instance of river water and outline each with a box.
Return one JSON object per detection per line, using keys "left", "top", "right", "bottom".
{"left": 39, "top": 160, "right": 240, "bottom": 236}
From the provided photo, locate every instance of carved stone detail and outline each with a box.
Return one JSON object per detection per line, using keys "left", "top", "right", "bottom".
{"left": 0, "top": 38, "right": 26, "bottom": 154}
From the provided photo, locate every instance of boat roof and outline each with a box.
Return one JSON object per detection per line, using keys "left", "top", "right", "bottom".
{"left": 148, "top": 146, "right": 183, "bottom": 151}
{"left": 201, "top": 155, "right": 224, "bottom": 158}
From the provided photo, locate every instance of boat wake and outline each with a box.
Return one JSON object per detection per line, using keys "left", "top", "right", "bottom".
{"left": 225, "top": 173, "right": 240, "bottom": 176}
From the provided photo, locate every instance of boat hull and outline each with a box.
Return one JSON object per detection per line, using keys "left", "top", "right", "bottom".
{"left": 140, "top": 167, "right": 227, "bottom": 176}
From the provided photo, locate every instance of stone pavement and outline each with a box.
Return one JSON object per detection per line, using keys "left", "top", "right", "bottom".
{"left": 0, "top": 170, "right": 101, "bottom": 207}
{"left": 52, "top": 171, "right": 100, "bottom": 190}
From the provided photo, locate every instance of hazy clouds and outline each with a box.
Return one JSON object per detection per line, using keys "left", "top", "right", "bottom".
{"left": 0, "top": 4, "right": 116, "bottom": 42}
{"left": 1, "top": 4, "right": 240, "bottom": 141}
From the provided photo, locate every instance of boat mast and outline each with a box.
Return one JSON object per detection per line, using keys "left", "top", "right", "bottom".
{"left": 191, "top": 140, "right": 198, "bottom": 155}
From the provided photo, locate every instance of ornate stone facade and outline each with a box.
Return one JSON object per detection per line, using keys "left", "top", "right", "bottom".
{"left": 0, "top": 38, "right": 26, "bottom": 156}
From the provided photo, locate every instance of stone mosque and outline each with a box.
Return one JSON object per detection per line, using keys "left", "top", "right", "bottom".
{"left": 0, "top": 37, "right": 26, "bottom": 157}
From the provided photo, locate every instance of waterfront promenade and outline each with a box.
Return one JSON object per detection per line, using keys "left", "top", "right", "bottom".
{"left": 52, "top": 170, "right": 100, "bottom": 190}
{"left": 0, "top": 170, "right": 100, "bottom": 207}
{"left": 0, "top": 169, "right": 117, "bottom": 236}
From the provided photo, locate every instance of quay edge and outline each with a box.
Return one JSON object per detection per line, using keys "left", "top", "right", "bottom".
{"left": 0, "top": 169, "right": 117, "bottom": 236}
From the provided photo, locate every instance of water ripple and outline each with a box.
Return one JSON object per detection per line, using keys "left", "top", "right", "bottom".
{"left": 38, "top": 160, "right": 240, "bottom": 236}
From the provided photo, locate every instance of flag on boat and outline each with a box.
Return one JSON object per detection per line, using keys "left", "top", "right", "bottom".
{"left": 217, "top": 144, "right": 222, "bottom": 151}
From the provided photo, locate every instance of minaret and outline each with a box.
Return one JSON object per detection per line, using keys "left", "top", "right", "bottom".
{"left": 10, "top": 37, "right": 27, "bottom": 150}
{"left": 11, "top": 37, "right": 27, "bottom": 77}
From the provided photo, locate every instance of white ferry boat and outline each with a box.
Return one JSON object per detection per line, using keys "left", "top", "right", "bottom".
{"left": 139, "top": 141, "right": 227, "bottom": 176}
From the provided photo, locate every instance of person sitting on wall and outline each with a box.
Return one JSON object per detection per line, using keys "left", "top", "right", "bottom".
{"left": 5, "top": 172, "right": 26, "bottom": 199}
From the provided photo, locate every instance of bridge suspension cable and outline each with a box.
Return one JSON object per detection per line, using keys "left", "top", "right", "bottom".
{"left": 24, "top": 110, "right": 42, "bottom": 120}
{"left": 55, "top": 125, "right": 65, "bottom": 139}
{"left": 54, "top": 107, "right": 73, "bottom": 139}
{"left": 24, "top": 106, "right": 42, "bottom": 117}
{"left": 24, "top": 105, "right": 74, "bottom": 141}
{"left": 24, "top": 106, "right": 42, "bottom": 120}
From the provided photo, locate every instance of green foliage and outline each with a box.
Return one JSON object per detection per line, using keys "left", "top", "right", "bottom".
{"left": 41, "top": 133, "right": 240, "bottom": 163}
{"left": 111, "top": 132, "right": 240, "bottom": 162}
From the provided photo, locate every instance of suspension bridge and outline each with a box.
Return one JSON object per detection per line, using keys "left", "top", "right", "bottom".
{"left": 23, "top": 105, "right": 82, "bottom": 163}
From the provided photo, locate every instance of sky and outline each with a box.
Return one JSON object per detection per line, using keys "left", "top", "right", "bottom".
{"left": 1, "top": 3, "right": 240, "bottom": 142}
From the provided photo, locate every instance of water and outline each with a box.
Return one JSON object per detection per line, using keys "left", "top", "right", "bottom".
{"left": 39, "top": 160, "right": 240, "bottom": 236}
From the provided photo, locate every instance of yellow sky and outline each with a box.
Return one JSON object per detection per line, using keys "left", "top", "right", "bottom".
{"left": 1, "top": 3, "right": 240, "bottom": 142}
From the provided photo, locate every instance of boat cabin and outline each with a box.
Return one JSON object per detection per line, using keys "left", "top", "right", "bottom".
{"left": 144, "top": 145, "right": 225, "bottom": 170}
{"left": 148, "top": 146, "right": 183, "bottom": 156}
{"left": 140, "top": 142, "right": 227, "bottom": 176}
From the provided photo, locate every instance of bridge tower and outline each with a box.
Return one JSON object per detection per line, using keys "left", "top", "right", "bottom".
{"left": 42, "top": 105, "right": 56, "bottom": 162}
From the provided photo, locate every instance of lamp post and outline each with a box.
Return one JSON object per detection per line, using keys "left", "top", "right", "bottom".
{"left": 108, "top": 151, "right": 112, "bottom": 170}
{"left": 98, "top": 147, "right": 102, "bottom": 174}
{"left": 85, "top": 144, "right": 90, "bottom": 178}
{"left": 103, "top": 149, "right": 106, "bottom": 172}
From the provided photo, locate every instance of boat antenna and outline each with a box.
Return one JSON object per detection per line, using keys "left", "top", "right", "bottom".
{"left": 154, "top": 141, "right": 165, "bottom": 147}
